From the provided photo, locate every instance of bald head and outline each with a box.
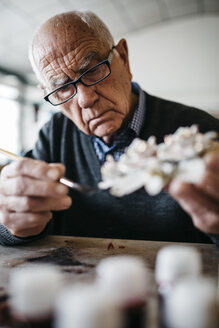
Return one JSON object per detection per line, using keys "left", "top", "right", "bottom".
{"left": 29, "top": 11, "right": 114, "bottom": 84}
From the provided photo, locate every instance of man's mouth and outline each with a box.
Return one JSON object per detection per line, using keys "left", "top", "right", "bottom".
{"left": 89, "top": 110, "right": 111, "bottom": 122}
{"left": 88, "top": 110, "right": 112, "bottom": 127}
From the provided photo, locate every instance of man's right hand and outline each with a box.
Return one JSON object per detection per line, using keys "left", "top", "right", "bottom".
{"left": 0, "top": 158, "right": 72, "bottom": 237}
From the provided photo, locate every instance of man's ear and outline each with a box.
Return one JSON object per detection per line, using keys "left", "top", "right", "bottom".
{"left": 114, "top": 39, "right": 132, "bottom": 79}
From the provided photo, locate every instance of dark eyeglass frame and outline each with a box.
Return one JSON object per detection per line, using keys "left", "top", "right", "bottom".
{"left": 44, "top": 46, "right": 115, "bottom": 106}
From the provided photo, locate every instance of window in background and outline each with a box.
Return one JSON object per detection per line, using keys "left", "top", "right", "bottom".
{"left": 0, "top": 83, "right": 20, "bottom": 165}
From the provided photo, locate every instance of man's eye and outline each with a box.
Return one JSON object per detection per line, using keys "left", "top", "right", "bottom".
{"left": 88, "top": 67, "right": 99, "bottom": 74}
{"left": 85, "top": 67, "right": 101, "bottom": 79}
{"left": 59, "top": 85, "right": 74, "bottom": 94}
{"left": 83, "top": 65, "right": 106, "bottom": 82}
{"left": 53, "top": 84, "right": 75, "bottom": 101}
{"left": 62, "top": 84, "right": 72, "bottom": 90}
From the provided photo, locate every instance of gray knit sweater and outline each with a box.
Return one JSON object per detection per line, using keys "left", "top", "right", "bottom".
{"left": 1, "top": 92, "right": 219, "bottom": 246}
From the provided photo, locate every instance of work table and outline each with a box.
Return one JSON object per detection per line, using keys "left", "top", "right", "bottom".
{"left": 1, "top": 235, "right": 218, "bottom": 287}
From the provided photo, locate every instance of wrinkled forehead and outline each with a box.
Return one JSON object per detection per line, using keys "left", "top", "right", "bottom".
{"left": 32, "top": 17, "right": 106, "bottom": 73}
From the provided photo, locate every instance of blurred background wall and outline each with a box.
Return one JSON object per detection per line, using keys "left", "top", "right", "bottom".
{"left": 0, "top": 0, "right": 218, "bottom": 164}
{"left": 128, "top": 14, "right": 219, "bottom": 112}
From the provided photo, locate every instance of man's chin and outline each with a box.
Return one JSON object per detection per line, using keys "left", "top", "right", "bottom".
{"left": 92, "top": 124, "right": 118, "bottom": 142}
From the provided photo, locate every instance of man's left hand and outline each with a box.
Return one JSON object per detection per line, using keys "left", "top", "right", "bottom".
{"left": 168, "top": 152, "right": 219, "bottom": 234}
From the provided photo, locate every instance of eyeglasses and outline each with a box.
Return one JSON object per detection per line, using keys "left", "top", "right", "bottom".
{"left": 44, "top": 47, "right": 115, "bottom": 106}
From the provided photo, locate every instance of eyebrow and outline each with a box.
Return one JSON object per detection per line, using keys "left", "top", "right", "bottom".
{"left": 51, "top": 77, "right": 70, "bottom": 87}
{"left": 50, "top": 51, "right": 99, "bottom": 88}
{"left": 78, "top": 51, "right": 98, "bottom": 71}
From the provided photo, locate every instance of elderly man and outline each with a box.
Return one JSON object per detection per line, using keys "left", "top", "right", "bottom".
{"left": 0, "top": 11, "right": 219, "bottom": 246}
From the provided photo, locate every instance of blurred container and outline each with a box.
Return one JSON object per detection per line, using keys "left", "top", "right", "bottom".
{"left": 95, "top": 255, "right": 150, "bottom": 328}
{"left": 155, "top": 245, "right": 202, "bottom": 328}
{"left": 8, "top": 264, "right": 63, "bottom": 327}
{"left": 165, "top": 276, "right": 219, "bottom": 328}
{"left": 54, "top": 283, "right": 122, "bottom": 328}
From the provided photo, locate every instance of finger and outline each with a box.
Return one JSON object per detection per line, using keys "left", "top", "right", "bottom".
{"left": 0, "top": 176, "right": 68, "bottom": 196}
{"left": 168, "top": 179, "right": 219, "bottom": 233}
{"left": 0, "top": 195, "right": 72, "bottom": 212}
{"left": 204, "top": 152, "right": 219, "bottom": 173}
{"left": 1, "top": 158, "right": 65, "bottom": 181}
{"left": 0, "top": 211, "right": 53, "bottom": 237}
{"left": 10, "top": 225, "right": 49, "bottom": 238}
{"left": 195, "top": 170, "right": 219, "bottom": 201}
{"left": 49, "top": 163, "right": 66, "bottom": 175}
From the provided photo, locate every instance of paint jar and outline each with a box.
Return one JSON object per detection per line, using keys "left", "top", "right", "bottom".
{"left": 8, "top": 264, "right": 63, "bottom": 327}
{"left": 95, "top": 255, "right": 150, "bottom": 328}
{"left": 155, "top": 245, "right": 202, "bottom": 328}
{"left": 54, "top": 283, "right": 122, "bottom": 328}
{"left": 165, "top": 276, "right": 219, "bottom": 328}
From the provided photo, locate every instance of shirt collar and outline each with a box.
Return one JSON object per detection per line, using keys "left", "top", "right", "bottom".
{"left": 91, "top": 82, "right": 146, "bottom": 163}
{"left": 128, "top": 82, "right": 146, "bottom": 136}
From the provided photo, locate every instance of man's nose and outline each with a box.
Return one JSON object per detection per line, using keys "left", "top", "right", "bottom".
{"left": 76, "top": 83, "right": 99, "bottom": 108}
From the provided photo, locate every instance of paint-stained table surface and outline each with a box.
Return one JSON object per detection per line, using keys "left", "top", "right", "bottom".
{"left": 0, "top": 235, "right": 218, "bottom": 288}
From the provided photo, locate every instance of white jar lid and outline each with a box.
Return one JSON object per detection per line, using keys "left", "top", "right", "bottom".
{"left": 155, "top": 245, "right": 202, "bottom": 285}
{"left": 9, "top": 264, "right": 63, "bottom": 318}
{"left": 95, "top": 255, "right": 149, "bottom": 306}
